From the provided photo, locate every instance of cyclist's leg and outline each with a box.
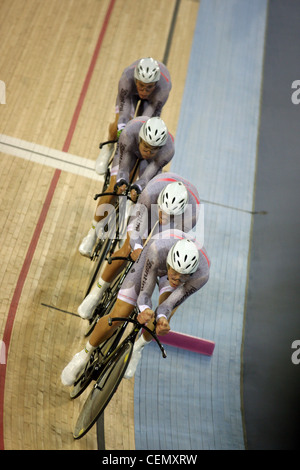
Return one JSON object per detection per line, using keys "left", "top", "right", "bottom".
{"left": 79, "top": 175, "right": 117, "bottom": 257}
{"left": 124, "top": 282, "right": 177, "bottom": 379}
{"left": 78, "top": 236, "right": 131, "bottom": 320}
{"left": 96, "top": 97, "right": 139, "bottom": 176}
{"left": 94, "top": 175, "right": 117, "bottom": 224}
{"left": 101, "top": 234, "right": 131, "bottom": 283}
{"left": 89, "top": 298, "right": 134, "bottom": 348}
{"left": 108, "top": 113, "right": 119, "bottom": 141}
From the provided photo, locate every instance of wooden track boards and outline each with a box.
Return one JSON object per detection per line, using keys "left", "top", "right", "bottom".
{"left": 0, "top": 0, "right": 199, "bottom": 450}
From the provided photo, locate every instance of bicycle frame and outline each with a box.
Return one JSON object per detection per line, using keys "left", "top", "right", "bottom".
{"left": 72, "top": 310, "right": 167, "bottom": 439}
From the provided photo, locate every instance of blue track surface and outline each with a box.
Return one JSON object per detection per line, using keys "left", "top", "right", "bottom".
{"left": 134, "top": 0, "right": 268, "bottom": 450}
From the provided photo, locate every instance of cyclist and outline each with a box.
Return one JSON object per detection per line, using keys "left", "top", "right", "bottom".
{"left": 61, "top": 234, "right": 210, "bottom": 386}
{"left": 95, "top": 57, "right": 172, "bottom": 175}
{"left": 79, "top": 116, "right": 175, "bottom": 258}
{"left": 78, "top": 173, "right": 201, "bottom": 320}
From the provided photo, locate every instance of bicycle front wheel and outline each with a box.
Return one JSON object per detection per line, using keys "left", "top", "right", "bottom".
{"left": 73, "top": 341, "right": 133, "bottom": 440}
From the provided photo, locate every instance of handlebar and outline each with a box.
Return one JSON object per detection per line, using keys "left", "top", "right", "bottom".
{"left": 94, "top": 191, "right": 117, "bottom": 200}
{"left": 108, "top": 316, "right": 167, "bottom": 359}
{"left": 93, "top": 191, "right": 137, "bottom": 203}
{"left": 106, "top": 255, "right": 133, "bottom": 264}
{"left": 99, "top": 140, "right": 118, "bottom": 149}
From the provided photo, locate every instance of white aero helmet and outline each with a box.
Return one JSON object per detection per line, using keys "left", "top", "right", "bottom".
{"left": 134, "top": 57, "right": 161, "bottom": 83}
{"left": 157, "top": 182, "right": 188, "bottom": 215}
{"left": 139, "top": 117, "right": 168, "bottom": 147}
{"left": 167, "top": 239, "right": 199, "bottom": 274}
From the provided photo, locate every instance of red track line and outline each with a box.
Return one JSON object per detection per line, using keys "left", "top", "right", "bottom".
{"left": 63, "top": 0, "right": 116, "bottom": 152}
{"left": 0, "top": 0, "right": 116, "bottom": 450}
{"left": 0, "top": 169, "right": 61, "bottom": 450}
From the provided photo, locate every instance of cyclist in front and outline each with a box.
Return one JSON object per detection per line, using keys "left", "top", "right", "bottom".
{"left": 95, "top": 57, "right": 172, "bottom": 175}
{"left": 78, "top": 173, "right": 201, "bottom": 320}
{"left": 61, "top": 234, "right": 210, "bottom": 386}
{"left": 79, "top": 115, "right": 175, "bottom": 258}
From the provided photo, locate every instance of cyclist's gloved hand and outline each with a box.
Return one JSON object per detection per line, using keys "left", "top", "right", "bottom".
{"left": 129, "top": 183, "right": 141, "bottom": 202}
{"left": 156, "top": 317, "right": 170, "bottom": 336}
{"left": 137, "top": 308, "right": 154, "bottom": 325}
{"left": 114, "top": 179, "right": 128, "bottom": 195}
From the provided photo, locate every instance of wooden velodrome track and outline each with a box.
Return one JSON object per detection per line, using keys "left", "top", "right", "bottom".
{"left": 0, "top": 0, "right": 200, "bottom": 450}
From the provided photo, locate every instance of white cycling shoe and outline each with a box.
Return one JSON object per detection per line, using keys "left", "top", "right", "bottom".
{"left": 124, "top": 334, "right": 151, "bottom": 379}
{"left": 79, "top": 223, "right": 104, "bottom": 258}
{"left": 95, "top": 144, "right": 114, "bottom": 175}
{"left": 79, "top": 227, "right": 97, "bottom": 258}
{"left": 77, "top": 282, "right": 109, "bottom": 320}
{"left": 124, "top": 348, "right": 143, "bottom": 379}
{"left": 61, "top": 349, "right": 91, "bottom": 386}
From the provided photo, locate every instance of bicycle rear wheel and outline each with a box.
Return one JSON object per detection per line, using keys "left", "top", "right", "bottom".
{"left": 73, "top": 341, "right": 133, "bottom": 439}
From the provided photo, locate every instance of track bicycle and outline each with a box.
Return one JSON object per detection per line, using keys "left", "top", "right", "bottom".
{"left": 84, "top": 147, "right": 141, "bottom": 296}
{"left": 72, "top": 310, "right": 167, "bottom": 440}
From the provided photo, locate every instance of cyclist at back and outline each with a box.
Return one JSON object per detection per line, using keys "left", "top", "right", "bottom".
{"left": 78, "top": 173, "right": 201, "bottom": 320}
{"left": 61, "top": 234, "right": 210, "bottom": 386}
{"left": 96, "top": 57, "right": 172, "bottom": 175}
{"left": 79, "top": 116, "right": 175, "bottom": 258}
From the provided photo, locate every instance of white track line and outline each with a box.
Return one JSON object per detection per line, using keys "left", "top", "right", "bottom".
{"left": 0, "top": 134, "right": 103, "bottom": 182}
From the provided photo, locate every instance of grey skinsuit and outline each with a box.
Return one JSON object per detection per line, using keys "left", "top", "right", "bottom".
{"left": 118, "top": 230, "right": 210, "bottom": 321}
{"left": 112, "top": 116, "right": 175, "bottom": 193}
{"left": 115, "top": 59, "right": 172, "bottom": 131}
{"left": 127, "top": 172, "right": 201, "bottom": 250}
